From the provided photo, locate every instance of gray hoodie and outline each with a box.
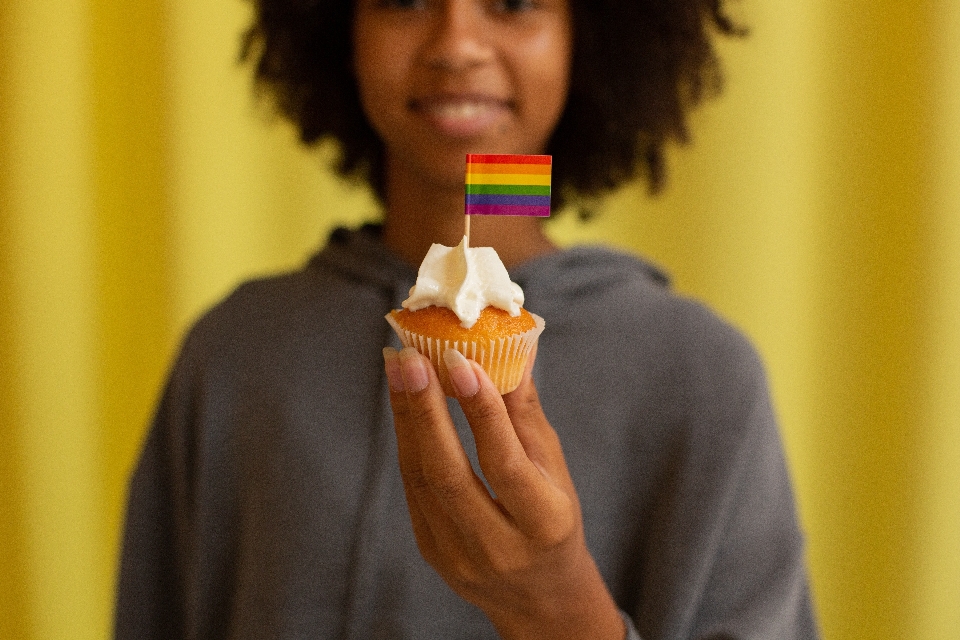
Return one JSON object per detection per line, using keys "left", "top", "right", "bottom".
{"left": 116, "top": 224, "right": 818, "bottom": 639}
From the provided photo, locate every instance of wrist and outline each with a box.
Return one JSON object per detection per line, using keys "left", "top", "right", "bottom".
{"left": 485, "top": 554, "right": 625, "bottom": 640}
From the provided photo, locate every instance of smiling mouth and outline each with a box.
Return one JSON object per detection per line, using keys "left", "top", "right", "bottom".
{"left": 411, "top": 97, "right": 512, "bottom": 137}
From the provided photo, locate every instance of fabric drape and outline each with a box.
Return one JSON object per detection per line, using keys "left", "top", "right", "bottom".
{"left": 1, "top": 0, "right": 957, "bottom": 638}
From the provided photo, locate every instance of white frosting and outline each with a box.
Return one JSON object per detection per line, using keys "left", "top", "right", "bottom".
{"left": 402, "top": 236, "right": 524, "bottom": 328}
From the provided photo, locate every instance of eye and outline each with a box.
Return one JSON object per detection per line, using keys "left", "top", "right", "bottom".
{"left": 495, "top": 0, "right": 536, "bottom": 12}
{"left": 375, "top": 0, "right": 424, "bottom": 9}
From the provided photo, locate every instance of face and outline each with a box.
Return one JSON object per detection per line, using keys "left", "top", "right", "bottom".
{"left": 353, "top": 0, "right": 572, "bottom": 192}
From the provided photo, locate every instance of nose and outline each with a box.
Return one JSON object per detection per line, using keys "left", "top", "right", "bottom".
{"left": 422, "top": 0, "right": 494, "bottom": 72}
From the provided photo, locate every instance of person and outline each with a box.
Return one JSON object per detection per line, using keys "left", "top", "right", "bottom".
{"left": 115, "top": 0, "right": 819, "bottom": 638}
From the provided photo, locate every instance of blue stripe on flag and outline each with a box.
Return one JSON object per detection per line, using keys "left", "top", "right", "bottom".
{"left": 464, "top": 194, "right": 552, "bottom": 207}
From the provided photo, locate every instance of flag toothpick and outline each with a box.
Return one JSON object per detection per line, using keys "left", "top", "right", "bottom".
{"left": 464, "top": 154, "right": 552, "bottom": 243}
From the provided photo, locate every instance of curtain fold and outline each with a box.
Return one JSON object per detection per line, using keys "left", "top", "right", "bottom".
{"left": 914, "top": 4, "right": 960, "bottom": 635}
{"left": 1, "top": 0, "right": 957, "bottom": 638}
{"left": 1, "top": 0, "right": 106, "bottom": 638}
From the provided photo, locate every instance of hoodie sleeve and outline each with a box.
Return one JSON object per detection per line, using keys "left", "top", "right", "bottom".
{"left": 519, "top": 248, "right": 818, "bottom": 639}
{"left": 629, "top": 311, "right": 818, "bottom": 640}
{"left": 115, "top": 304, "right": 247, "bottom": 640}
{"left": 684, "top": 358, "right": 818, "bottom": 639}
{"left": 114, "top": 313, "right": 240, "bottom": 640}
{"left": 114, "top": 346, "right": 194, "bottom": 639}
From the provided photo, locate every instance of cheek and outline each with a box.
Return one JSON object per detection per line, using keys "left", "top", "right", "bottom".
{"left": 522, "top": 31, "right": 572, "bottom": 121}
{"left": 353, "top": 34, "right": 383, "bottom": 98}
{"left": 352, "top": 13, "right": 414, "bottom": 114}
{"left": 527, "top": 61, "right": 571, "bottom": 134}
{"left": 353, "top": 40, "right": 404, "bottom": 131}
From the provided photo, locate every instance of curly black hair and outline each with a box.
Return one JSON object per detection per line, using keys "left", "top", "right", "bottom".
{"left": 242, "top": 0, "right": 743, "bottom": 213}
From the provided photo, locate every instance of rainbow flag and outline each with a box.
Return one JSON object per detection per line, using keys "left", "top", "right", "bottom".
{"left": 465, "top": 154, "right": 551, "bottom": 217}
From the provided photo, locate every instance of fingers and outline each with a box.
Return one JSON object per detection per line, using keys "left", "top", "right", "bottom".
{"left": 383, "top": 348, "right": 440, "bottom": 554}
{"left": 443, "top": 349, "right": 575, "bottom": 543}
{"left": 503, "top": 362, "right": 575, "bottom": 496}
{"left": 384, "top": 347, "right": 507, "bottom": 540}
{"left": 385, "top": 345, "right": 577, "bottom": 546}
{"left": 385, "top": 348, "right": 609, "bottom": 633}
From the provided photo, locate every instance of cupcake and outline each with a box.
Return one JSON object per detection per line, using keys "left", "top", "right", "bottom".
{"left": 386, "top": 236, "right": 544, "bottom": 396}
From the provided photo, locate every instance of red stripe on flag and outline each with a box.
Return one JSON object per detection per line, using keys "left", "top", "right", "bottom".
{"left": 466, "top": 154, "right": 552, "bottom": 165}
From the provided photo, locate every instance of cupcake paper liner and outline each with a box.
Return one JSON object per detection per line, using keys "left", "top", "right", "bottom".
{"left": 386, "top": 312, "right": 545, "bottom": 396}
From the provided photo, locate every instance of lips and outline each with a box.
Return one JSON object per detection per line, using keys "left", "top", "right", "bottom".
{"left": 410, "top": 95, "right": 513, "bottom": 138}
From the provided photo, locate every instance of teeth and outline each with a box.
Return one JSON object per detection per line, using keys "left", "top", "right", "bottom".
{"left": 429, "top": 103, "right": 492, "bottom": 119}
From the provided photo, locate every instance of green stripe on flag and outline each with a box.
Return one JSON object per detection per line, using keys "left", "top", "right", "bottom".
{"left": 465, "top": 184, "right": 551, "bottom": 196}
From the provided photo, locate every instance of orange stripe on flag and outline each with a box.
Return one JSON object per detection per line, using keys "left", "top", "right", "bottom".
{"left": 466, "top": 163, "right": 552, "bottom": 175}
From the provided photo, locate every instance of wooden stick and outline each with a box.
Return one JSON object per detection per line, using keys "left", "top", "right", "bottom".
{"left": 464, "top": 213, "right": 471, "bottom": 247}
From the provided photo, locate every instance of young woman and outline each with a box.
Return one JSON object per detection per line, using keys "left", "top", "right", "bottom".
{"left": 115, "top": 1, "right": 819, "bottom": 638}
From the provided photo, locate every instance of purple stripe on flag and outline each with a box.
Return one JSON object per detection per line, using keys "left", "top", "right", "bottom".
{"left": 465, "top": 204, "right": 551, "bottom": 217}
{"left": 465, "top": 194, "right": 552, "bottom": 207}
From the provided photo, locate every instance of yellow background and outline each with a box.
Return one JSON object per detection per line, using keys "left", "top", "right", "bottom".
{"left": 1, "top": 0, "right": 958, "bottom": 638}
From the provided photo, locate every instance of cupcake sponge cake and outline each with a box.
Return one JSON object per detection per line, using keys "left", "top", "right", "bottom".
{"left": 386, "top": 237, "right": 544, "bottom": 396}
{"left": 389, "top": 305, "right": 537, "bottom": 342}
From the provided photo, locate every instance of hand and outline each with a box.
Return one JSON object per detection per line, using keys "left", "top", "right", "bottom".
{"left": 382, "top": 346, "right": 625, "bottom": 640}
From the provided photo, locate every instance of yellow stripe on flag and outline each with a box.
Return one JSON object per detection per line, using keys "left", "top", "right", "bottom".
{"left": 464, "top": 173, "right": 552, "bottom": 186}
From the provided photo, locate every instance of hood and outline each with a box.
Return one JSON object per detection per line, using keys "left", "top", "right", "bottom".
{"left": 307, "top": 224, "right": 671, "bottom": 317}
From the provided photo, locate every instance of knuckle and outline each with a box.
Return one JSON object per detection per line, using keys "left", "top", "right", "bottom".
{"left": 489, "top": 455, "right": 528, "bottom": 489}
{"left": 417, "top": 541, "right": 443, "bottom": 571}
{"left": 465, "top": 399, "right": 504, "bottom": 430}
{"left": 454, "top": 555, "right": 483, "bottom": 588}
{"left": 534, "top": 499, "right": 577, "bottom": 548}
{"left": 508, "top": 384, "right": 544, "bottom": 418}
{"left": 536, "top": 520, "right": 572, "bottom": 549}
{"left": 406, "top": 398, "right": 445, "bottom": 429}
{"left": 402, "top": 467, "right": 433, "bottom": 495}
{"left": 434, "top": 552, "right": 485, "bottom": 599}
{"left": 447, "top": 567, "right": 482, "bottom": 597}
{"left": 424, "top": 462, "right": 473, "bottom": 502}
{"left": 486, "top": 546, "right": 530, "bottom": 577}
{"left": 517, "top": 387, "right": 543, "bottom": 414}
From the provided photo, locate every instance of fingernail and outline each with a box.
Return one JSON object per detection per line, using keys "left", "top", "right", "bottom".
{"left": 443, "top": 349, "right": 479, "bottom": 398}
{"left": 399, "top": 347, "right": 429, "bottom": 392}
{"left": 383, "top": 347, "right": 405, "bottom": 392}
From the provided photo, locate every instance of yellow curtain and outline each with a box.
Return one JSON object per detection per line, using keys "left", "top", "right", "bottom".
{"left": 1, "top": 0, "right": 957, "bottom": 637}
